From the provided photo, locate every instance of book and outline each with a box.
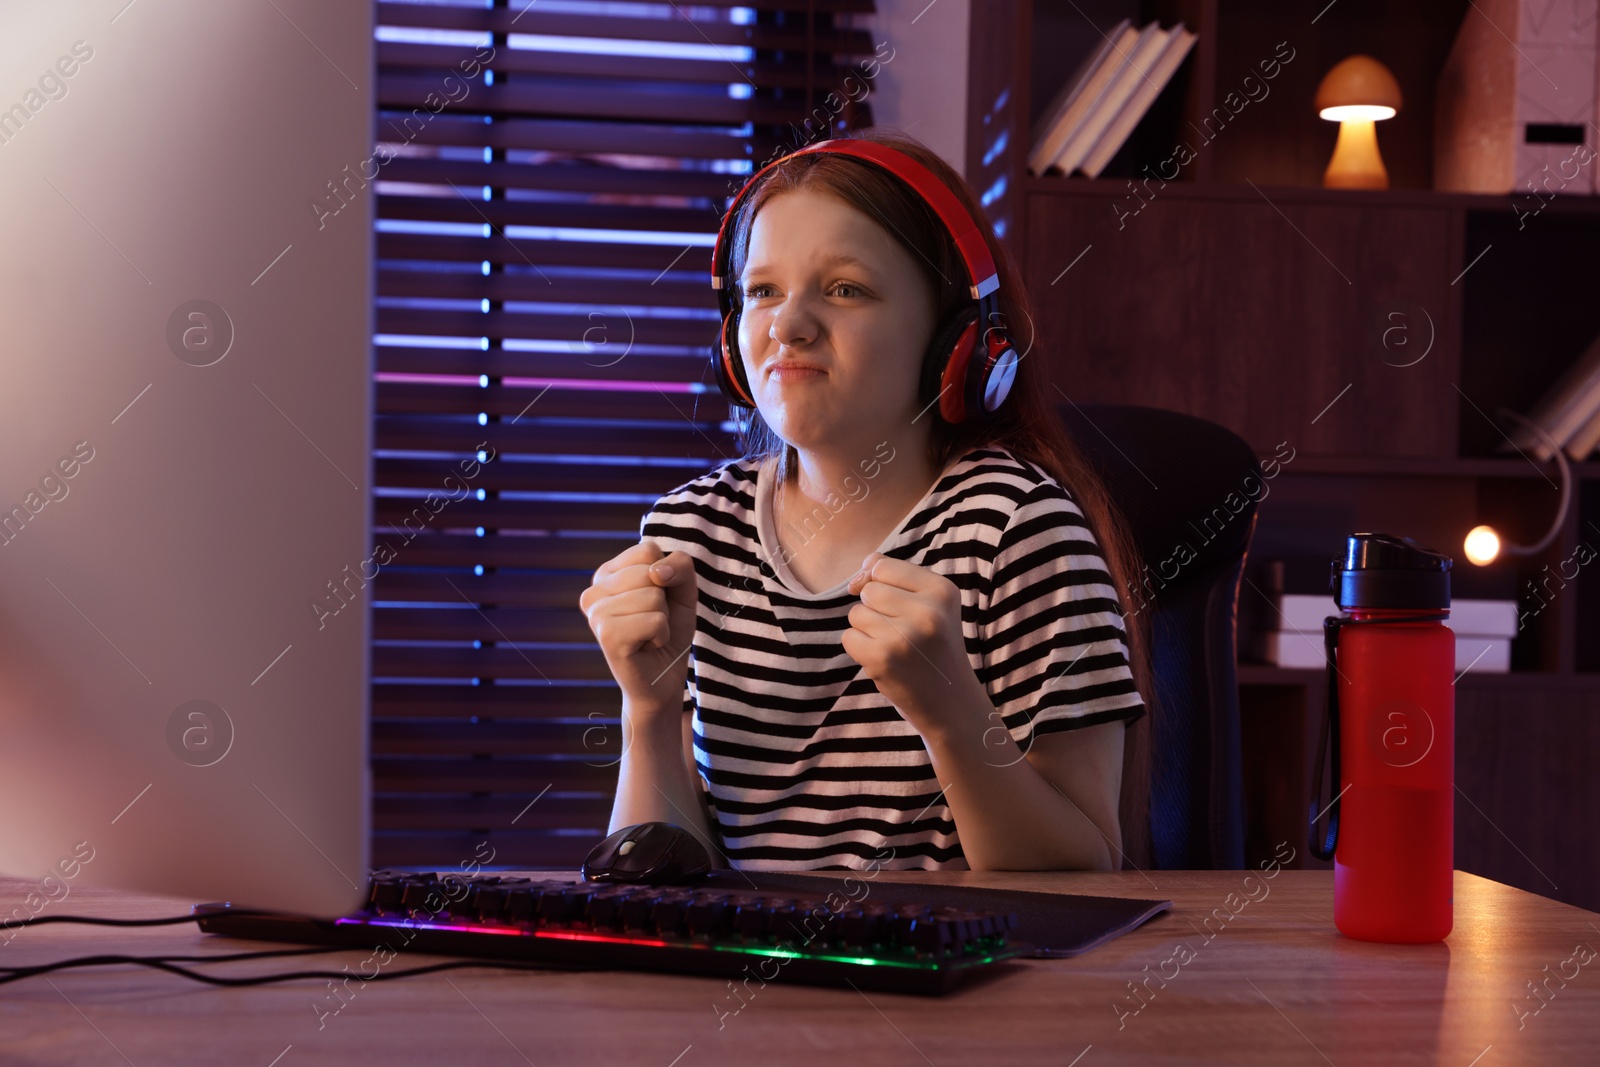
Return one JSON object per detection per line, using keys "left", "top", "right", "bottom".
{"left": 1050, "top": 23, "right": 1171, "bottom": 177}
{"left": 1498, "top": 328, "right": 1600, "bottom": 462}
{"left": 1566, "top": 402, "right": 1600, "bottom": 460}
{"left": 1078, "top": 23, "right": 1197, "bottom": 178}
{"left": 1026, "top": 18, "right": 1133, "bottom": 176}
{"left": 1026, "top": 19, "right": 1137, "bottom": 177}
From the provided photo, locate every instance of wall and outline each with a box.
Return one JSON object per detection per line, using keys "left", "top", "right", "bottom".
{"left": 864, "top": 0, "right": 971, "bottom": 178}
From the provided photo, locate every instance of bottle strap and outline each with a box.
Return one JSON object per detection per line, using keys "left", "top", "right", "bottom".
{"left": 1309, "top": 610, "right": 1451, "bottom": 862}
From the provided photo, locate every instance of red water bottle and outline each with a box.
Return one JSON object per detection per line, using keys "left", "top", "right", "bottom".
{"left": 1310, "top": 532, "right": 1454, "bottom": 943}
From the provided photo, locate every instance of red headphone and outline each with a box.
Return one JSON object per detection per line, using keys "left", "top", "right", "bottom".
{"left": 709, "top": 138, "right": 1020, "bottom": 425}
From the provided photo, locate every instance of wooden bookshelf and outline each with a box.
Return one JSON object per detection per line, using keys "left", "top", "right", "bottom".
{"left": 966, "top": 1, "right": 1600, "bottom": 911}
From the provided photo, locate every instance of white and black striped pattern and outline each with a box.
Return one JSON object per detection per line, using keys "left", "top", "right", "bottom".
{"left": 637, "top": 444, "right": 1145, "bottom": 871}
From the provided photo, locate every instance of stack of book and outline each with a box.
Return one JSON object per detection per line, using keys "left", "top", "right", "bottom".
{"left": 1026, "top": 18, "right": 1198, "bottom": 179}
{"left": 1250, "top": 595, "right": 1519, "bottom": 674}
{"left": 1499, "top": 327, "right": 1600, "bottom": 462}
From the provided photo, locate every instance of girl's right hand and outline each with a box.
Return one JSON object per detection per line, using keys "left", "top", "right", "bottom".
{"left": 579, "top": 540, "right": 699, "bottom": 720}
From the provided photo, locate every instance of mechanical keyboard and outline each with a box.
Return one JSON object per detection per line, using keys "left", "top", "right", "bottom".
{"left": 193, "top": 870, "right": 1031, "bottom": 995}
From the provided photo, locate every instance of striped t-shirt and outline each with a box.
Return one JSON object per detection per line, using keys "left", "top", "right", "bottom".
{"left": 637, "top": 443, "right": 1145, "bottom": 871}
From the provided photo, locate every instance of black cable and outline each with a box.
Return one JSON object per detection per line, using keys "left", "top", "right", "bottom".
{"left": 2, "top": 911, "right": 576, "bottom": 986}
{"left": 0, "top": 945, "right": 343, "bottom": 974}
{"left": 3, "top": 911, "right": 278, "bottom": 929}
{"left": 0, "top": 952, "right": 569, "bottom": 988}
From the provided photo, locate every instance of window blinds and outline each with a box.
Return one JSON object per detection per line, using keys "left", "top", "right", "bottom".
{"left": 369, "top": 0, "right": 880, "bottom": 867}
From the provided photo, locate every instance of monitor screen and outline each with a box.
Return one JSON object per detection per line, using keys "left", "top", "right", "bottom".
{"left": 0, "top": 0, "right": 373, "bottom": 918}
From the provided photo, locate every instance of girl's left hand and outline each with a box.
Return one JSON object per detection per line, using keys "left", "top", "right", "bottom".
{"left": 843, "top": 552, "right": 979, "bottom": 734}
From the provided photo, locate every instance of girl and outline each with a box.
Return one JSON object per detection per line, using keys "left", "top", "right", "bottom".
{"left": 582, "top": 128, "right": 1154, "bottom": 872}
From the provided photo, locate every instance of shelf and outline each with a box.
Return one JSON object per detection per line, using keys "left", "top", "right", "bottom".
{"left": 1251, "top": 454, "right": 1600, "bottom": 480}
{"left": 1237, "top": 663, "right": 1598, "bottom": 690}
{"left": 1020, "top": 175, "right": 1600, "bottom": 217}
{"left": 980, "top": 0, "right": 1600, "bottom": 913}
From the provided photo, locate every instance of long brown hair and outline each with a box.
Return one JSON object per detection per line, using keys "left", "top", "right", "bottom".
{"left": 721, "top": 127, "right": 1157, "bottom": 871}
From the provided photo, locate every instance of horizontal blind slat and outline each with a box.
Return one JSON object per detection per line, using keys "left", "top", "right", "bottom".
{"left": 376, "top": 156, "right": 739, "bottom": 199}
{"left": 372, "top": 645, "right": 608, "bottom": 680}
{"left": 374, "top": 494, "right": 692, "bottom": 532}
{"left": 375, "top": 384, "right": 728, "bottom": 422}
{"left": 376, "top": 4, "right": 877, "bottom": 54}
{"left": 377, "top": 40, "right": 872, "bottom": 90}
{"left": 374, "top": 457, "right": 722, "bottom": 495}
{"left": 373, "top": 682, "right": 618, "bottom": 716}
{"left": 372, "top": 833, "right": 603, "bottom": 869}
{"left": 374, "top": 720, "right": 600, "bottom": 755}
{"left": 376, "top": 427, "right": 730, "bottom": 461}
{"left": 376, "top": 489, "right": 668, "bottom": 531}
{"left": 375, "top": 193, "right": 716, "bottom": 234}
{"left": 372, "top": 757, "right": 615, "bottom": 792}
{"left": 374, "top": 607, "right": 590, "bottom": 644}
{"left": 378, "top": 268, "right": 716, "bottom": 309}
{"left": 373, "top": 797, "right": 610, "bottom": 831}
{"left": 364, "top": 532, "right": 651, "bottom": 570}
{"left": 377, "top": 112, "right": 778, "bottom": 158}
{"left": 375, "top": 348, "right": 715, "bottom": 384}
{"left": 374, "top": 309, "right": 715, "bottom": 348}
{"left": 377, "top": 233, "right": 716, "bottom": 272}
{"left": 377, "top": 77, "right": 839, "bottom": 126}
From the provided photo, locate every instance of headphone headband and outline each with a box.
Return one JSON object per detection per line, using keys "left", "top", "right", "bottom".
{"left": 710, "top": 138, "right": 1000, "bottom": 302}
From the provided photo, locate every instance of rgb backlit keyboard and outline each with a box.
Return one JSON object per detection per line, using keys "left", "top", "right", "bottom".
{"left": 194, "top": 870, "right": 1030, "bottom": 995}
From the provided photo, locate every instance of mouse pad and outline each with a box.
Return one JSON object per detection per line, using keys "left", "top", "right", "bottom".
{"left": 696, "top": 870, "right": 1172, "bottom": 959}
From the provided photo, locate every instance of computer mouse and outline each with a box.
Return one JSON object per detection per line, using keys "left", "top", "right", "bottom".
{"left": 581, "top": 821, "right": 712, "bottom": 885}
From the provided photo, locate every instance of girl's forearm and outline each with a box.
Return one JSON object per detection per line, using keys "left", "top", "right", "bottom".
{"left": 608, "top": 703, "right": 720, "bottom": 857}
{"left": 917, "top": 677, "right": 1119, "bottom": 872}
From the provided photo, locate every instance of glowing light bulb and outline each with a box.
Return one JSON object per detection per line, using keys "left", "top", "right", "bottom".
{"left": 1464, "top": 525, "right": 1500, "bottom": 566}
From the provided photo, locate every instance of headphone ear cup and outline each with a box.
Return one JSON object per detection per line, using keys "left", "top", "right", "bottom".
{"left": 921, "top": 306, "right": 981, "bottom": 425}
{"left": 978, "top": 329, "right": 1019, "bottom": 415}
{"left": 714, "top": 310, "right": 755, "bottom": 407}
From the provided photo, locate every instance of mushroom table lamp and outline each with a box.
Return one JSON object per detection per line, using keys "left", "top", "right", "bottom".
{"left": 1315, "top": 55, "right": 1402, "bottom": 189}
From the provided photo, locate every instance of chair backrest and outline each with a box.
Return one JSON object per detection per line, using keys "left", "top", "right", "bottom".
{"left": 1056, "top": 403, "right": 1264, "bottom": 870}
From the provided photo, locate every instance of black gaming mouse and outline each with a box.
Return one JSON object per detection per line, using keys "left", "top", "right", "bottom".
{"left": 581, "top": 821, "right": 712, "bottom": 885}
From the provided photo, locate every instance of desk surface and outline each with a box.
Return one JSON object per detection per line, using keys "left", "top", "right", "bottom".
{"left": 3, "top": 868, "right": 1597, "bottom": 1066}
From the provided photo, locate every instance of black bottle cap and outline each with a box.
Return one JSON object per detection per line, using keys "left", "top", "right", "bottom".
{"left": 1328, "top": 532, "right": 1452, "bottom": 611}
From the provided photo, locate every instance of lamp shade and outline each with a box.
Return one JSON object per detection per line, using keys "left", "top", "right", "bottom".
{"left": 1315, "top": 55, "right": 1403, "bottom": 121}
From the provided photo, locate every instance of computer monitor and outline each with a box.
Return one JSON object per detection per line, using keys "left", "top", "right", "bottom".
{"left": 0, "top": 0, "right": 372, "bottom": 917}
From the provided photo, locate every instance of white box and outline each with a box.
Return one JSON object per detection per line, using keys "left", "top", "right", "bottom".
{"left": 1436, "top": 0, "right": 1600, "bottom": 194}
{"left": 1268, "top": 594, "right": 1519, "bottom": 637}
{"left": 1251, "top": 631, "right": 1510, "bottom": 673}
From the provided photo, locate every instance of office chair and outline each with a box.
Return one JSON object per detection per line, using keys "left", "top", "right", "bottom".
{"left": 1056, "top": 403, "right": 1263, "bottom": 870}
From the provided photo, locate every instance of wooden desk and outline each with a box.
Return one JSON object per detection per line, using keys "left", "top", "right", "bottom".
{"left": 4, "top": 868, "right": 1597, "bottom": 1065}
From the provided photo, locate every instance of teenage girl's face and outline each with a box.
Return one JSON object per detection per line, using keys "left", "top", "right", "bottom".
{"left": 737, "top": 187, "right": 937, "bottom": 460}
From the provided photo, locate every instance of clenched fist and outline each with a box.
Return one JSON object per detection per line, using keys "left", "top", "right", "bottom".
{"left": 578, "top": 540, "right": 698, "bottom": 720}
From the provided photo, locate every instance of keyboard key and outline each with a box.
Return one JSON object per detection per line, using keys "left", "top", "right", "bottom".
{"left": 400, "top": 879, "right": 442, "bottom": 914}
{"left": 619, "top": 891, "right": 660, "bottom": 933}
{"left": 684, "top": 895, "right": 731, "bottom": 937}
{"left": 503, "top": 887, "right": 537, "bottom": 923}
{"left": 781, "top": 897, "right": 836, "bottom": 944}
{"left": 369, "top": 878, "right": 405, "bottom": 913}
{"left": 651, "top": 890, "right": 695, "bottom": 936}
{"left": 730, "top": 895, "right": 772, "bottom": 940}
{"left": 906, "top": 914, "right": 953, "bottom": 956}
{"left": 887, "top": 905, "right": 929, "bottom": 948}
{"left": 585, "top": 886, "right": 636, "bottom": 930}
{"left": 468, "top": 885, "right": 508, "bottom": 922}
{"left": 838, "top": 904, "right": 892, "bottom": 948}
{"left": 537, "top": 885, "right": 594, "bottom": 925}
